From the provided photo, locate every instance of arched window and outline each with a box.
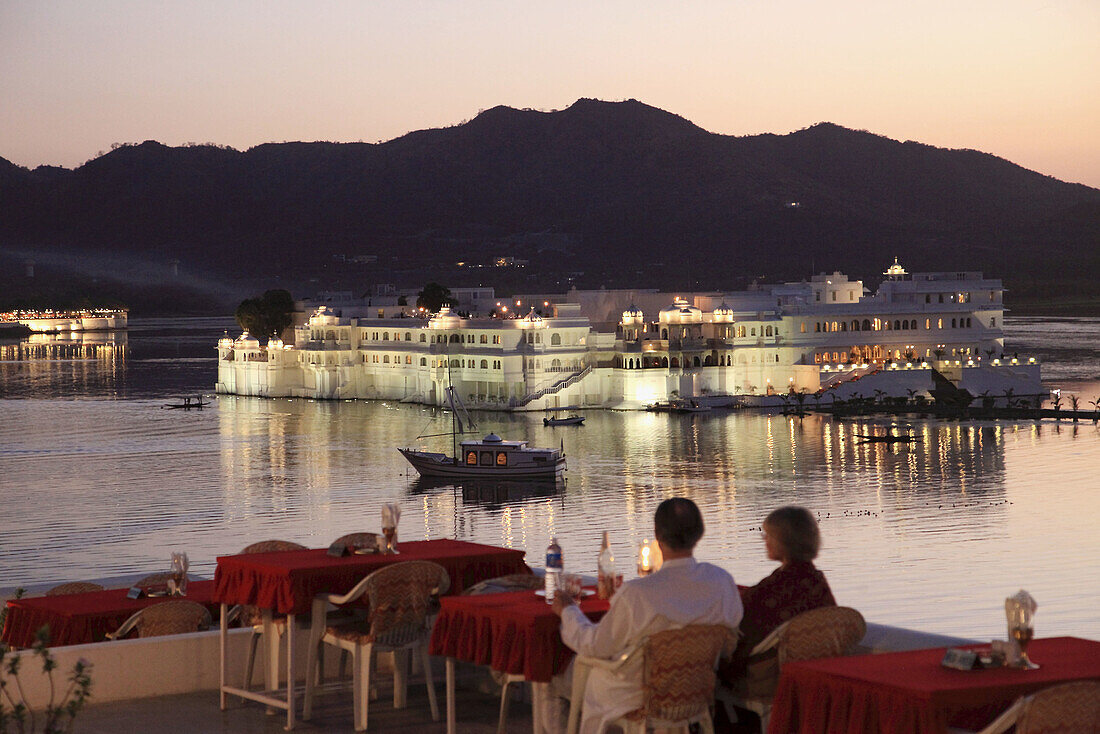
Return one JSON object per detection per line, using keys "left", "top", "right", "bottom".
{"left": 951, "top": 318, "right": 957, "bottom": 328}
{"left": 661, "top": 357, "right": 669, "bottom": 367}
{"left": 765, "top": 326, "right": 773, "bottom": 336}
{"left": 893, "top": 320, "right": 900, "bottom": 330}
{"left": 551, "top": 333, "right": 561, "bottom": 346}
{"left": 419, "top": 357, "right": 426, "bottom": 366}
{"left": 661, "top": 328, "right": 669, "bottom": 340}
{"left": 480, "top": 359, "right": 488, "bottom": 368}
{"left": 852, "top": 320, "right": 860, "bottom": 331}
{"left": 383, "top": 355, "right": 390, "bottom": 363}
{"left": 382, "top": 333, "right": 389, "bottom": 341}
{"left": 404, "top": 332, "right": 411, "bottom": 341}
{"left": 326, "top": 330, "right": 336, "bottom": 340}
{"left": 704, "top": 355, "right": 714, "bottom": 366}
{"left": 405, "top": 355, "right": 412, "bottom": 364}
{"left": 840, "top": 322, "right": 847, "bottom": 332}
{"left": 551, "top": 358, "right": 562, "bottom": 370}
{"left": 420, "top": 333, "right": 426, "bottom": 342}
{"left": 751, "top": 327, "right": 757, "bottom": 336}
{"left": 862, "top": 319, "right": 871, "bottom": 331}
{"left": 480, "top": 334, "right": 487, "bottom": 343}
{"left": 450, "top": 359, "right": 460, "bottom": 368}
{"left": 671, "top": 357, "right": 680, "bottom": 368}
{"left": 815, "top": 323, "right": 821, "bottom": 333}
{"left": 693, "top": 356, "right": 701, "bottom": 367}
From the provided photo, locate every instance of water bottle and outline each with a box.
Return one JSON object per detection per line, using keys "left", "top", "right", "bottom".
{"left": 597, "top": 531, "right": 616, "bottom": 599}
{"left": 544, "top": 537, "right": 563, "bottom": 604}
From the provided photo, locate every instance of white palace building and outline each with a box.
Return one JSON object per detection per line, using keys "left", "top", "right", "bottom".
{"left": 216, "top": 261, "right": 1042, "bottom": 410}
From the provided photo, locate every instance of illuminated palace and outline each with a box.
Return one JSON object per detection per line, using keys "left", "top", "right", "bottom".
{"left": 216, "top": 262, "right": 1042, "bottom": 410}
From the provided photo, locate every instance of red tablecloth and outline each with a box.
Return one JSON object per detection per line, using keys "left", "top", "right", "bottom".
{"left": 2, "top": 580, "right": 218, "bottom": 648}
{"left": 213, "top": 539, "right": 530, "bottom": 615}
{"left": 429, "top": 588, "right": 610, "bottom": 683}
{"left": 767, "top": 636, "right": 1100, "bottom": 734}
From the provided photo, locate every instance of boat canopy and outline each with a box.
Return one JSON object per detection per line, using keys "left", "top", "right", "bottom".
{"left": 461, "top": 433, "right": 529, "bottom": 449}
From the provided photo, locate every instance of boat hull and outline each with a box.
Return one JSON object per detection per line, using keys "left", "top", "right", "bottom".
{"left": 399, "top": 448, "right": 566, "bottom": 478}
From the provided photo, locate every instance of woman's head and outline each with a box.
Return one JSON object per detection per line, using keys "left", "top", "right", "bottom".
{"left": 763, "top": 506, "right": 821, "bottom": 563}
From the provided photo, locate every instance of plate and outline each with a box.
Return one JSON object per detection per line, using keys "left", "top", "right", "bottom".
{"left": 354, "top": 548, "right": 378, "bottom": 555}
{"left": 145, "top": 590, "right": 169, "bottom": 597}
{"left": 534, "top": 589, "right": 595, "bottom": 598}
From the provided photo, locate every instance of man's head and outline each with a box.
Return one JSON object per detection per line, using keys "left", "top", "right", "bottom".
{"left": 653, "top": 497, "right": 704, "bottom": 553}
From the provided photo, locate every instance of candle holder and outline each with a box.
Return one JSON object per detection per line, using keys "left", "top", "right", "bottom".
{"left": 636, "top": 539, "right": 661, "bottom": 577}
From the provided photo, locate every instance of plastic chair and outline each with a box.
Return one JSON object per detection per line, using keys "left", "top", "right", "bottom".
{"left": 303, "top": 560, "right": 450, "bottom": 732}
{"left": 567, "top": 624, "right": 736, "bottom": 734}
{"left": 718, "top": 606, "right": 866, "bottom": 734}
{"left": 953, "top": 680, "right": 1100, "bottom": 734}
{"left": 460, "top": 573, "right": 544, "bottom": 734}
{"left": 105, "top": 600, "right": 211, "bottom": 640}
{"left": 233, "top": 539, "right": 308, "bottom": 690}
{"left": 45, "top": 582, "right": 104, "bottom": 596}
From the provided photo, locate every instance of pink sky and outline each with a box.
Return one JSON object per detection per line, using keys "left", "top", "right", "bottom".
{"left": 2, "top": 0, "right": 1098, "bottom": 187}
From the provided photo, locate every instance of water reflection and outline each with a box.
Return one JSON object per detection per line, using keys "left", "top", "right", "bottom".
{"left": 1, "top": 317, "right": 1099, "bottom": 640}
{"left": 0, "top": 331, "right": 128, "bottom": 397}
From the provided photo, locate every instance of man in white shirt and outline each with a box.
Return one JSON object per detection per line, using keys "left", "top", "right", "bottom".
{"left": 552, "top": 497, "right": 743, "bottom": 734}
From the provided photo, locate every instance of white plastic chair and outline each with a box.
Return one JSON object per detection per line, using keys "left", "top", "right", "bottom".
{"left": 302, "top": 560, "right": 450, "bottom": 732}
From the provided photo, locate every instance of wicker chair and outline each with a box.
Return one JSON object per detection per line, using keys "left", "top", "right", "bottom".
{"left": 234, "top": 540, "right": 308, "bottom": 690}
{"left": 303, "top": 561, "right": 450, "bottom": 732}
{"left": 718, "top": 606, "right": 866, "bottom": 734}
{"left": 105, "top": 600, "right": 211, "bottom": 640}
{"left": 959, "top": 680, "right": 1100, "bottom": 734}
{"left": 45, "top": 582, "right": 104, "bottom": 596}
{"left": 461, "top": 573, "right": 544, "bottom": 734}
{"left": 567, "top": 624, "right": 737, "bottom": 734}
{"left": 333, "top": 532, "right": 381, "bottom": 552}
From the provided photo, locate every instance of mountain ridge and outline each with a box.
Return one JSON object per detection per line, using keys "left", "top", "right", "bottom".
{"left": 2, "top": 99, "right": 1098, "bottom": 296}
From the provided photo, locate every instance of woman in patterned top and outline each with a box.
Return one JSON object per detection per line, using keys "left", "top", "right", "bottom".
{"left": 720, "top": 505, "right": 836, "bottom": 682}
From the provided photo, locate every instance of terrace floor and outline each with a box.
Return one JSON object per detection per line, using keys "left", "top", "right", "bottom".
{"left": 78, "top": 678, "right": 533, "bottom": 734}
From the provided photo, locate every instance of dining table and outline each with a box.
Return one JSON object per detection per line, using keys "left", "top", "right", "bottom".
{"left": 766, "top": 636, "right": 1100, "bottom": 734}
{"left": 1, "top": 580, "right": 218, "bottom": 648}
{"left": 430, "top": 587, "right": 610, "bottom": 734}
{"left": 212, "top": 538, "right": 531, "bottom": 730}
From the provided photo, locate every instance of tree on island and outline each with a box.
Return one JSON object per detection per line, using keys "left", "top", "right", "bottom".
{"left": 235, "top": 289, "right": 295, "bottom": 342}
{"left": 416, "top": 282, "right": 456, "bottom": 313}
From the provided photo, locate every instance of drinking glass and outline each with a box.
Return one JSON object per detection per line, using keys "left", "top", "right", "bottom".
{"left": 1005, "top": 592, "right": 1039, "bottom": 670}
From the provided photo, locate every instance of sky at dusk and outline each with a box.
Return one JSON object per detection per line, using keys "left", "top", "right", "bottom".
{"left": 2, "top": 0, "right": 1099, "bottom": 187}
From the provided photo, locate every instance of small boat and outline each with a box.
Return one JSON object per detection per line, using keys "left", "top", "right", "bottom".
{"left": 646, "top": 399, "right": 711, "bottom": 414}
{"left": 399, "top": 386, "right": 567, "bottom": 478}
{"left": 162, "top": 396, "right": 211, "bottom": 410}
{"left": 855, "top": 431, "right": 920, "bottom": 444}
{"left": 544, "top": 414, "right": 585, "bottom": 426}
{"left": 399, "top": 434, "right": 567, "bottom": 478}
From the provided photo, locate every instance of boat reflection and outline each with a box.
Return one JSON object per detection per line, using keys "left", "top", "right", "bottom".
{"left": 408, "top": 475, "right": 565, "bottom": 507}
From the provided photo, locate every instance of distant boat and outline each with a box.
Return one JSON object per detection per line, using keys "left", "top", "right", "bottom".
{"left": 855, "top": 430, "right": 920, "bottom": 444}
{"left": 399, "top": 387, "right": 567, "bottom": 478}
{"left": 543, "top": 414, "right": 585, "bottom": 426}
{"left": 646, "top": 399, "right": 711, "bottom": 414}
{"left": 162, "top": 396, "right": 210, "bottom": 410}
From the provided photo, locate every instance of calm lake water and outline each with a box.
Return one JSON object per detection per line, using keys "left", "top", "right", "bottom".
{"left": 1, "top": 316, "right": 1098, "bottom": 641}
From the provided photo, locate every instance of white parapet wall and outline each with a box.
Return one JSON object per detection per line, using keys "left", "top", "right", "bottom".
{"left": 2, "top": 620, "right": 978, "bottom": 709}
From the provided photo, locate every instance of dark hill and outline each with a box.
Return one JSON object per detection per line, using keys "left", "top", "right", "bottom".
{"left": 2, "top": 98, "right": 1098, "bottom": 296}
